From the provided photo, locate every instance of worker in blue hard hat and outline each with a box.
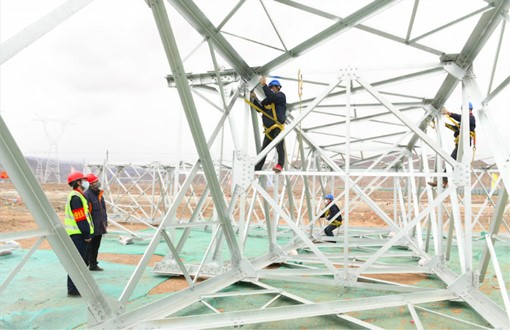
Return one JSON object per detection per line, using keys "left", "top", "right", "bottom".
{"left": 429, "top": 102, "right": 476, "bottom": 188}
{"left": 319, "top": 194, "right": 342, "bottom": 242}
{"left": 250, "top": 76, "right": 287, "bottom": 173}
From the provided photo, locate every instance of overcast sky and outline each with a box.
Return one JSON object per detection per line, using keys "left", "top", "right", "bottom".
{"left": 1, "top": 0, "right": 509, "bottom": 166}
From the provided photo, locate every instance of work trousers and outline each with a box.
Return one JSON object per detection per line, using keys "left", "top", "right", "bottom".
{"left": 86, "top": 235, "right": 103, "bottom": 267}
{"left": 324, "top": 224, "right": 340, "bottom": 243}
{"left": 67, "top": 234, "right": 89, "bottom": 295}
{"left": 255, "top": 127, "right": 285, "bottom": 170}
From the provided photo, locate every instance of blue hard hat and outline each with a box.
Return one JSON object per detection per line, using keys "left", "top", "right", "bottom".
{"left": 325, "top": 194, "right": 334, "bottom": 200}
{"left": 468, "top": 101, "right": 473, "bottom": 109}
{"left": 268, "top": 79, "right": 281, "bottom": 87}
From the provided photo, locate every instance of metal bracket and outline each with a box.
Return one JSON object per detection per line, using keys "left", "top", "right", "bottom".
{"left": 443, "top": 61, "right": 466, "bottom": 80}
{"left": 232, "top": 151, "right": 254, "bottom": 192}
{"left": 452, "top": 162, "right": 470, "bottom": 187}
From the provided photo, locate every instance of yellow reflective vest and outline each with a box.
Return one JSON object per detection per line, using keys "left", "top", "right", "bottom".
{"left": 64, "top": 190, "right": 94, "bottom": 236}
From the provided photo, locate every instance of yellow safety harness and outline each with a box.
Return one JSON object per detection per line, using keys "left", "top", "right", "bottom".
{"left": 244, "top": 99, "right": 285, "bottom": 141}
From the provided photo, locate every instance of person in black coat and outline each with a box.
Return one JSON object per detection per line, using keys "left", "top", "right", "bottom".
{"left": 320, "top": 194, "right": 342, "bottom": 241}
{"left": 84, "top": 173, "right": 108, "bottom": 271}
{"left": 250, "top": 76, "right": 287, "bottom": 173}
{"left": 429, "top": 102, "right": 476, "bottom": 188}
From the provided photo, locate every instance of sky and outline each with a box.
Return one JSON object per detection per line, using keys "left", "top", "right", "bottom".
{"left": 1, "top": 0, "right": 509, "bottom": 167}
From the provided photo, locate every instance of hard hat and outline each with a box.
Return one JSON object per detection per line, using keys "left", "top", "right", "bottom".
{"left": 86, "top": 173, "right": 99, "bottom": 183}
{"left": 468, "top": 101, "right": 473, "bottom": 109}
{"left": 268, "top": 79, "right": 281, "bottom": 88}
{"left": 67, "top": 171, "right": 86, "bottom": 184}
{"left": 325, "top": 194, "right": 334, "bottom": 200}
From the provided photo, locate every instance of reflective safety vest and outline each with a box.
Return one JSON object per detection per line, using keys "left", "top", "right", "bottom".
{"left": 64, "top": 190, "right": 94, "bottom": 236}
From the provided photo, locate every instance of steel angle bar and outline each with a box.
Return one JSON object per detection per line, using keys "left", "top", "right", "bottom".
{"left": 200, "top": 299, "right": 221, "bottom": 314}
{"left": 97, "top": 268, "right": 248, "bottom": 329}
{"left": 354, "top": 187, "right": 453, "bottom": 276}
{"left": 304, "top": 107, "right": 417, "bottom": 132}
{"left": 0, "top": 0, "right": 95, "bottom": 65}
{"left": 413, "top": 305, "right": 491, "bottom": 330}
{"left": 484, "top": 234, "right": 510, "bottom": 323}
{"left": 192, "top": 224, "right": 223, "bottom": 283}
{"left": 252, "top": 180, "right": 339, "bottom": 274}
{"left": 485, "top": 74, "right": 510, "bottom": 104}
{"left": 472, "top": 175, "right": 501, "bottom": 230}
{"left": 0, "top": 115, "right": 116, "bottom": 323}
{"left": 486, "top": 21, "right": 506, "bottom": 95}
{"left": 259, "top": 0, "right": 288, "bottom": 51}
{"left": 421, "top": 147, "right": 440, "bottom": 254}
{"left": 132, "top": 289, "right": 456, "bottom": 329}
{"left": 258, "top": 0, "right": 402, "bottom": 73}
{"left": 298, "top": 130, "right": 426, "bottom": 259}
{"left": 207, "top": 41, "right": 242, "bottom": 152}
{"left": 354, "top": 282, "right": 429, "bottom": 293}
{"left": 478, "top": 188, "right": 508, "bottom": 282}
{"left": 407, "top": 152, "right": 424, "bottom": 249}
{"left": 0, "top": 236, "right": 44, "bottom": 295}
{"left": 408, "top": 0, "right": 510, "bottom": 150}
{"left": 121, "top": 81, "right": 241, "bottom": 304}
{"left": 467, "top": 99, "right": 510, "bottom": 192}
{"left": 404, "top": 0, "right": 419, "bottom": 43}
{"left": 407, "top": 303, "right": 425, "bottom": 330}
{"left": 165, "top": 0, "right": 255, "bottom": 81}
{"left": 298, "top": 67, "right": 443, "bottom": 108}
{"left": 357, "top": 77, "right": 455, "bottom": 167}
{"left": 337, "top": 314, "right": 385, "bottom": 330}
{"left": 409, "top": 5, "right": 493, "bottom": 44}
{"left": 148, "top": 0, "right": 242, "bottom": 265}
{"left": 161, "top": 230, "right": 195, "bottom": 286}
{"left": 249, "top": 280, "right": 313, "bottom": 304}
{"left": 275, "top": 0, "right": 442, "bottom": 56}
{"left": 0, "top": 228, "right": 52, "bottom": 241}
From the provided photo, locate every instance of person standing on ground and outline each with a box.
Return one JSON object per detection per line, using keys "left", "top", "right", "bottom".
{"left": 429, "top": 102, "right": 476, "bottom": 188}
{"left": 65, "top": 171, "right": 94, "bottom": 296}
{"left": 319, "top": 194, "right": 342, "bottom": 241}
{"left": 250, "top": 76, "right": 287, "bottom": 173}
{"left": 84, "top": 173, "right": 108, "bottom": 271}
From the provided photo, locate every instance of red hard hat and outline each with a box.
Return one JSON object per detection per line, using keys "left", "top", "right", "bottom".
{"left": 67, "top": 171, "right": 86, "bottom": 184}
{"left": 86, "top": 173, "right": 99, "bottom": 183}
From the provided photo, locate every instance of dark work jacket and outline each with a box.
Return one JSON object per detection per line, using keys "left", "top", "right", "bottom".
{"left": 84, "top": 188, "right": 108, "bottom": 236}
{"left": 252, "top": 85, "right": 286, "bottom": 128}
{"left": 320, "top": 203, "right": 342, "bottom": 226}
{"left": 448, "top": 112, "right": 476, "bottom": 143}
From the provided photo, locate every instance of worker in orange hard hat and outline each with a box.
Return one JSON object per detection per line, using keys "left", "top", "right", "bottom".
{"left": 64, "top": 171, "right": 94, "bottom": 297}
{"left": 83, "top": 173, "right": 108, "bottom": 271}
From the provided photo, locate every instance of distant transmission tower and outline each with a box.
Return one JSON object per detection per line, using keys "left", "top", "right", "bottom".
{"left": 33, "top": 116, "right": 73, "bottom": 183}
{"left": 35, "top": 156, "right": 44, "bottom": 182}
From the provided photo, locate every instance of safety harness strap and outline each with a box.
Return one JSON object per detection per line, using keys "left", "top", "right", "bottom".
{"left": 245, "top": 98, "right": 285, "bottom": 141}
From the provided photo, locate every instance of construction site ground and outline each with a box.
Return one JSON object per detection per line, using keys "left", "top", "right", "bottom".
{"left": 1, "top": 182, "right": 508, "bottom": 329}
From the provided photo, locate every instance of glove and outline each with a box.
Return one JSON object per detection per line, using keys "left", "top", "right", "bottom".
{"left": 250, "top": 91, "right": 257, "bottom": 100}
{"left": 441, "top": 106, "right": 448, "bottom": 115}
{"left": 259, "top": 76, "right": 267, "bottom": 86}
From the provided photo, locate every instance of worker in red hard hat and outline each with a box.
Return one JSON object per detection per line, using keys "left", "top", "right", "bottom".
{"left": 65, "top": 171, "right": 94, "bottom": 297}
{"left": 83, "top": 173, "right": 108, "bottom": 271}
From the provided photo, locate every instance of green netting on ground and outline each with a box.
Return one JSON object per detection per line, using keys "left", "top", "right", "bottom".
{"left": 0, "top": 228, "right": 508, "bottom": 329}
{"left": 101, "top": 226, "right": 293, "bottom": 261}
{"left": 0, "top": 247, "right": 166, "bottom": 329}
